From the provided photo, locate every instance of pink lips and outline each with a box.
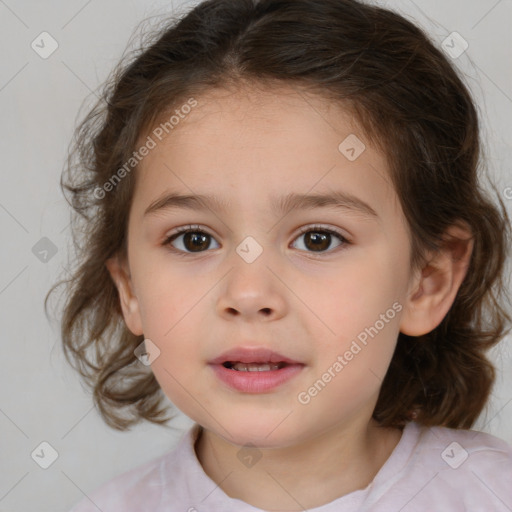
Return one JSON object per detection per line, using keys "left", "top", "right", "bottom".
{"left": 208, "top": 347, "right": 304, "bottom": 393}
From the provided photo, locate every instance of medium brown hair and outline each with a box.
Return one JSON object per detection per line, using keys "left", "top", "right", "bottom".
{"left": 46, "top": 0, "right": 511, "bottom": 431}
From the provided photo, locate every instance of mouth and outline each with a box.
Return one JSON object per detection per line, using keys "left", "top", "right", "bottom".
{"left": 221, "top": 361, "right": 289, "bottom": 372}
{"left": 209, "top": 347, "right": 304, "bottom": 393}
{"left": 210, "top": 347, "right": 302, "bottom": 368}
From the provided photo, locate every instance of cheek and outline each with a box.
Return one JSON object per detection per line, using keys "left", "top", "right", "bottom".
{"left": 139, "top": 287, "right": 206, "bottom": 414}
{"left": 147, "top": 313, "right": 215, "bottom": 424}
{"left": 132, "top": 256, "right": 200, "bottom": 337}
{"left": 317, "top": 255, "right": 402, "bottom": 337}
{"left": 150, "top": 359, "right": 213, "bottom": 425}
{"left": 306, "top": 254, "right": 404, "bottom": 390}
{"left": 132, "top": 266, "right": 208, "bottom": 365}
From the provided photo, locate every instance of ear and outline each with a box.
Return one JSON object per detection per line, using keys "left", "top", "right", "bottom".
{"left": 105, "top": 255, "right": 144, "bottom": 336}
{"left": 400, "top": 222, "right": 474, "bottom": 337}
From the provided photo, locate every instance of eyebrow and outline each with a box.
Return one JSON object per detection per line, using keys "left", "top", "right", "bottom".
{"left": 143, "top": 190, "right": 379, "bottom": 219}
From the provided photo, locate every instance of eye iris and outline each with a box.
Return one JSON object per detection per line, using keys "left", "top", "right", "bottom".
{"left": 305, "top": 231, "right": 330, "bottom": 251}
{"left": 184, "top": 232, "right": 210, "bottom": 252}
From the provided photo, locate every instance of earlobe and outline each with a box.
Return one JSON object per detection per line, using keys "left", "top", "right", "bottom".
{"left": 400, "top": 223, "right": 474, "bottom": 337}
{"left": 105, "top": 256, "right": 144, "bottom": 336}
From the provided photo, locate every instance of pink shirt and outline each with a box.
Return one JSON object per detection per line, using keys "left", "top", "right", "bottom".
{"left": 69, "top": 421, "right": 512, "bottom": 511}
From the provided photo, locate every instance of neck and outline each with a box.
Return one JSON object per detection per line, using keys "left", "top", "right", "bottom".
{"left": 195, "top": 418, "right": 403, "bottom": 510}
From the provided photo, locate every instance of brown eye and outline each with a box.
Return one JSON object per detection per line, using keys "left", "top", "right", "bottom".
{"left": 181, "top": 232, "right": 211, "bottom": 252}
{"left": 164, "top": 227, "right": 220, "bottom": 253}
{"left": 292, "top": 227, "right": 348, "bottom": 253}
{"left": 304, "top": 232, "right": 331, "bottom": 251}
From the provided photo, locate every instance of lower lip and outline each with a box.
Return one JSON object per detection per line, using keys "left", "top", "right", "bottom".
{"left": 209, "top": 364, "right": 304, "bottom": 393}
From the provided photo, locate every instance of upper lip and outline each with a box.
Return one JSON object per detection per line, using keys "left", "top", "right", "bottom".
{"left": 209, "top": 347, "right": 302, "bottom": 365}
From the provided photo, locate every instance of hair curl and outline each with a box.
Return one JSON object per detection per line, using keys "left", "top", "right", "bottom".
{"left": 46, "top": 0, "right": 511, "bottom": 431}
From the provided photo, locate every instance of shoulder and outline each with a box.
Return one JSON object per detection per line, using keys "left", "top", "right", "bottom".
{"left": 68, "top": 450, "right": 169, "bottom": 512}
{"left": 382, "top": 422, "right": 512, "bottom": 511}
{"left": 415, "top": 423, "right": 512, "bottom": 471}
{"left": 68, "top": 427, "right": 198, "bottom": 512}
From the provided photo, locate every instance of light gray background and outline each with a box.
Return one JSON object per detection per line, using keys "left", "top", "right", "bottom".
{"left": 0, "top": 1, "right": 511, "bottom": 511}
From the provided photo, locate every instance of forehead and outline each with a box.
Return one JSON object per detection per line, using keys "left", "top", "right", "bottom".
{"left": 132, "top": 84, "right": 401, "bottom": 222}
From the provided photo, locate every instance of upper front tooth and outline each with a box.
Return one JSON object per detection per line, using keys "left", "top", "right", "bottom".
{"left": 232, "top": 362, "right": 278, "bottom": 371}
{"left": 250, "top": 364, "right": 271, "bottom": 371}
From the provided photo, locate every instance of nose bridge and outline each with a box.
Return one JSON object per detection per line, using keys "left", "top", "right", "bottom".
{"left": 216, "top": 232, "right": 287, "bottom": 320}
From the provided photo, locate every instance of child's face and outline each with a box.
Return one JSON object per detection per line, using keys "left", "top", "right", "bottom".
{"left": 114, "top": 85, "right": 420, "bottom": 446}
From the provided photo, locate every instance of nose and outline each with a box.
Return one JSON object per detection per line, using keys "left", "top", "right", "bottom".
{"left": 216, "top": 252, "right": 287, "bottom": 322}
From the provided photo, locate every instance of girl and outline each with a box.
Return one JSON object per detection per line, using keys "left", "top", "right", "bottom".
{"left": 51, "top": 0, "right": 512, "bottom": 510}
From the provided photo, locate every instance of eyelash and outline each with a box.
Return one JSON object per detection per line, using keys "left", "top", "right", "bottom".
{"left": 162, "top": 224, "right": 351, "bottom": 256}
